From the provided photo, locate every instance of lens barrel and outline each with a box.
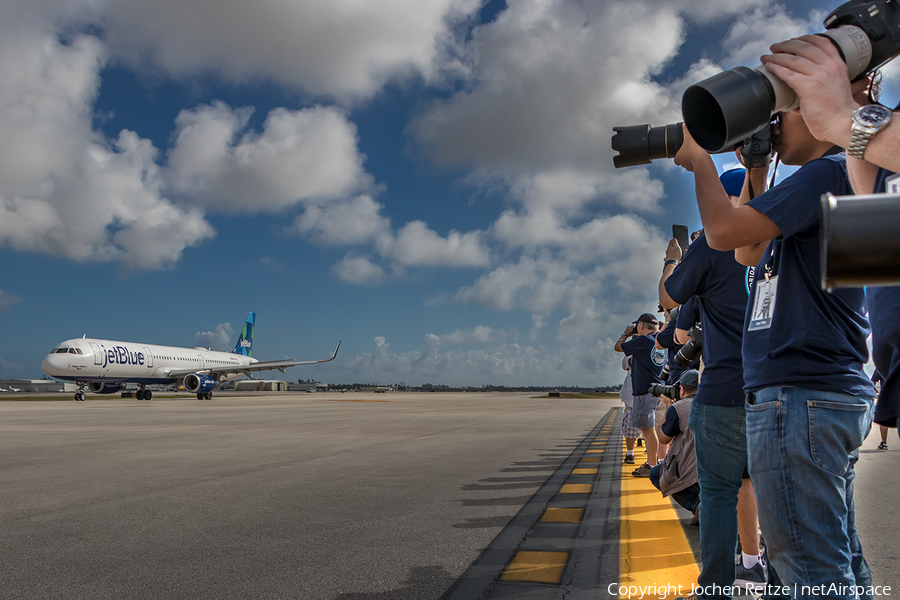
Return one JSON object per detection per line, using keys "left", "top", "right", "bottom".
{"left": 612, "top": 123, "right": 684, "bottom": 168}
{"left": 821, "top": 192, "right": 900, "bottom": 290}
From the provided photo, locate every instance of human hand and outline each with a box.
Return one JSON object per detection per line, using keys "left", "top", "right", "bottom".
{"left": 673, "top": 124, "right": 710, "bottom": 172}
{"left": 623, "top": 324, "right": 637, "bottom": 337}
{"left": 760, "top": 35, "right": 857, "bottom": 146}
{"left": 660, "top": 393, "right": 674, "bottom": 406}
{"left": 665, "top": 238, "right": 683, "bottom": 262}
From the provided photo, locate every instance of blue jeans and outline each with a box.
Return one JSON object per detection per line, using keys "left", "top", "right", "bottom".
{"left": 689, "top": 403, "right": 748, "bottom": 600}
{"left": 746, "top": 386, "right": 874, "bottom": 600}
{"left": 649, "top": 463, "right": 700, "bottom": 512}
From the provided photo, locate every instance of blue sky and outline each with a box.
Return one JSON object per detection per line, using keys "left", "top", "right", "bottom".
{"left": 1, "top": 0, "right": 896, "bottom": 387}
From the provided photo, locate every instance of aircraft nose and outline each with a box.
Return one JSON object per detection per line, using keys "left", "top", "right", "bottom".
{"left": 42, "top": 355, "right": 61, "bottom": 375}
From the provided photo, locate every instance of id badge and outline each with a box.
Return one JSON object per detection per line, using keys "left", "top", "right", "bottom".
{"left": 886, "top": 173, "right": 900, "bottom": 194}
{"left": 748, "top": 275, "right": 778, "bottom": 331}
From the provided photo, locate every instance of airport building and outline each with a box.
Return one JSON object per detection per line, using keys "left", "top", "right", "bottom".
{"left": 233, "top": 379, "right": 289, "bottom": 392}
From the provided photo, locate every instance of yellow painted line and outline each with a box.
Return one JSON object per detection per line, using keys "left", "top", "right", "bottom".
{"left": 590, "top": 442, "right": 607, "bottom": 446}
{"left": 580, "top": 456, "right": 603, "bottom": 463}
{"left": 586, "top": 449, "right": 605, "bottom": 454}
{"left": 619, "top": 440, "right": 699, "bottom": 599}
{"left": 572, "top": 467, "right": 598, "bottom": 474}
{"left": 560, "top": 483, "right": 592, "bottom": 494}
{"left": 500, "top": 551, "right": 569, "bottom": 584}
{"left": 541, "top": 507, "right": 585, "bottom": 523}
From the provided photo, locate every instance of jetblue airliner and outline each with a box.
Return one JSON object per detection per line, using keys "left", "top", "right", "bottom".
{"left": 41, "top": 313, "right": 339, "bottom": 401}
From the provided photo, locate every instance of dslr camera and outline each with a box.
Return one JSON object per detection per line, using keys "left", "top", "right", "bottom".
{"left": 648, "top": 382, "right": 683, "bottom": 401}
{"left": 675, "top": 324, "right": 702, "bottom": 368}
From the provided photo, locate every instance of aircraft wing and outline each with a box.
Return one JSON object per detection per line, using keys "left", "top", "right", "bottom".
{"left": 167, "top": 342, "right": 341, "bottom": 379}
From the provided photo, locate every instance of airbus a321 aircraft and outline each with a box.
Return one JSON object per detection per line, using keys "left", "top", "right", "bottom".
{"left": 42, "top": 313, "right": 339, "bottom": 401}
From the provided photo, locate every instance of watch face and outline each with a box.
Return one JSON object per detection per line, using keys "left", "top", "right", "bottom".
{"left": 857, "top": 104, "right": 892, "bottom": 127}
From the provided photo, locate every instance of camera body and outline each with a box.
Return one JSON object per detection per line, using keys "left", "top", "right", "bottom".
{"left": 683, "top": 0, "right": 900, "bottom": 152}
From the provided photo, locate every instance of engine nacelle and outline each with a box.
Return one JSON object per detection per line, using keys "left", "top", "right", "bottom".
{"left": 88, "top": 382, "right": 126, "bottom": 394}
{"left": 183, "top": 373, "right": 219, "bottom": 394}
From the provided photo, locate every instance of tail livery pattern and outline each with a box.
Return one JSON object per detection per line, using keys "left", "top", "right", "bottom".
{"left": 232, "top": 312, "right": 255, "bottom": 357}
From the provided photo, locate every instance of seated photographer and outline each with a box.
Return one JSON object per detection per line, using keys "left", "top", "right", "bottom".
{"left": 615, "top": 313, "right": 663, "bottom": 477}
{"left": 761, "top": 35, "right": 900, "bottom": 433}
{"left": 674, "top": 94, "right": 875, "bottom": 598}
{"left": 649, "top": 370, "right": 700, "bottom": 524}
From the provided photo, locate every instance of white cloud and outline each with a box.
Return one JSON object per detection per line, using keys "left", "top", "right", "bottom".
{"left": 0, "top": 290, "right": 22, "bottom": 311}
{"left": 0, "top": 29, "right": 215, "bottom": 270}
{"left": 435, "top": 325, "right": 517, "bottom": 346}
{"left": 167, "top": 103, "right": 373, "bottom": 213}
{"left": 379, "top": 221, "right": 491, "bottom": 268}
{"left": 196, "top": 322, "right": 234, "bottom": 351}
{"left": 294, "top": 195, "right": 390, "bottom": 246}
{"left": 99, "top": 0, "right": 482, "bottom": 103}
{"left": 332, "top": 254, "right": 386, "bottom": 286}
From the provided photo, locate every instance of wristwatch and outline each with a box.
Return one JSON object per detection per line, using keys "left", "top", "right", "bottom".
{"left": 848, "top": 104, "right": 892, "bottom": 159}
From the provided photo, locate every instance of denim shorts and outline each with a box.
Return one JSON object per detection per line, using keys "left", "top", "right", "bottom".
{"left": 631, "top": 393, "right": 658, "bottom": 429}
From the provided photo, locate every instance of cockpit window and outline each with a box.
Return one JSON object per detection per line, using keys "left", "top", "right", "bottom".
{"left": 68, "top": 348, "right": 77, "bottom": 354}
{"left": 56, "top": 348, "right": 69, "bottom": 354}
{"left": 75, "top": 348, "right": 83, "bottom": 355}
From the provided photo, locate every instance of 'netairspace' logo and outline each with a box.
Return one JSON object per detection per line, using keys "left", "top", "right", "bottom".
{"left": 101, "top": 346, "right": 145, "bottom": 369}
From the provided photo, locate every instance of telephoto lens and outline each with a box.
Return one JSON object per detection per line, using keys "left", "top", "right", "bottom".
{"left": 611, "top": 123, "right": 684, "bottom": 168}
{"left": 674, "top": 325, "right": 702, "bottom": 368}
{"left": 648, "top": 383, "right": 680, "bottom": 400}
{"left": 820, "top": 192, "right": 900, "bottom": 290}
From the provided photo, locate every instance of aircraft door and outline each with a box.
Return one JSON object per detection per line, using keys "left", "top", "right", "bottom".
{"left": 198, "top": 355, "right": 204, "bottom": 370}
{"left": 90, "top": 342, "right": 103, "bottom": 366}
{"left": 143, "top": 347, "right": 153, "bottom": 368}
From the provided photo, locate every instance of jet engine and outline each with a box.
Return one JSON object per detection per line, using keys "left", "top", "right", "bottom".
{"left": 88, "top": 382, "right": 127, "bottom": 394}
{"left": 183, "top": 373, "right": 219, "bottom": 394}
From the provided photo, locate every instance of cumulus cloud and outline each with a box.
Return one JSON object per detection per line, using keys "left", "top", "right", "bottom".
{"left": 167, "top": 103, "right": 373, "bottom": 212}
{"left": 99, "top": 0, "right": 482, "bottom": 103}
{"left": 332, "top": 254, "right": 386, "bottom": 286}
{"left": 294, "top": 195, "right": 390, "bottom": 246}
{"left": 0, "top": 290, "right": 22, "bottom": 312}
{"left": 196, "top": 322, "right": 234, "bottom": 351}
{"left": 0, "top": 28, "right": 215, "bottom": 270}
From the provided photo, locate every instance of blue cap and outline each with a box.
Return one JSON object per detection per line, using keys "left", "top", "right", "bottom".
{"left": 679, "top": 369, "right": 700, "bottom": 390}
{"left": 719, "top": 168, "right": 746, "bottom": 198}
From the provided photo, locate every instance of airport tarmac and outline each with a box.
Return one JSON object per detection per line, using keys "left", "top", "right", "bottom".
{"left": 0, "top": 392, "right": 897, "bottom": 600}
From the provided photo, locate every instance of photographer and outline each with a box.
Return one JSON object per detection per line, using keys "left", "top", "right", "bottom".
{"left": 674, "top": 98, "right": 876, "bottom": 598}
{"left": 760, "top": 34, "right": 900, "bottom": 432}
{"left": 659, "top": 170, "right": 765, "bottom": 597}
{"left": 615, "top": 313, "right": 663, "bottom": 477}
{"left": 649, "top": 370, "right": 700, "bottom": 524}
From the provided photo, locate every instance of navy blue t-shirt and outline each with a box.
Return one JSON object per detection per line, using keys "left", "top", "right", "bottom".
{"left": 661, "top": 404, "right": 681, "bottom": 438}
{"left": 622, "top": 334, "right": 665, "bottom": 395}
{"left": 656, "top": 318, "right": 686, "bottom": 384}
{"left": 665, "top": 234, "right": 749, "bottom": 407}
{"left": 743, "top": 155, "right": 874, "bottom": 397}
{"left": 868, "top": 168, "right": 900, "bottom": 426}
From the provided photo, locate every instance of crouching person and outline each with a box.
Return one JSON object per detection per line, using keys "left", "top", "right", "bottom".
{"left": 650, "top": 370, "right": 701, "bottom": 525}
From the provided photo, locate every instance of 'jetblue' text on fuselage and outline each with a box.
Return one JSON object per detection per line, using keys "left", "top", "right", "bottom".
{"left": 102, "top": 346, "right": 144, "bottom": 369}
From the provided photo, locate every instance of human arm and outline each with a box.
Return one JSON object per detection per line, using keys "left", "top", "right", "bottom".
{"left": 657, "top": 401, "right": 678, "bottom": 444}
{"left": 614, "top": 324, "right": 637, "bottom": 353}
{"left": 733, "top": 166, "right": 771, "bottom": 266}
{"left": 760, "top": 35, "right": 896, "bottom": 192}
{"left": 659, "top": 239, "right": 683, "bottom": 310}
{"left": 675, "top": 328, "right": 690, "bottom": 345}
{"left": 674, "top": 125, "right": 782, "bottom": 251}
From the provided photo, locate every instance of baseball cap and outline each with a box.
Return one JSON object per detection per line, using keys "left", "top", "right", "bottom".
{"left": 679, "top": 369, "right": 700, "bottom": 390}
{"left": 635, "top": 313, "right": 659, "bottom": 326}
{"left": 720, "top": 168, "right": 746, "bottom": 197}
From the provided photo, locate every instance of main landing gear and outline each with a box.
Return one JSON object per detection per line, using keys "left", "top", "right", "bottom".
{"left": 197, "top": 392, "right": 213, "bottom": 400}
{"left": 135, "top": 386, "right": 153, "bottom": 400}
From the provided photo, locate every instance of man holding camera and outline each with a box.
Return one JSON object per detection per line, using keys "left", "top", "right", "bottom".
{"left": 615, "top": 313, "right": 663, "bottom": 476}
{"left": 760, "top": 33, "right": 900, "bottom": 434}
{"left": 649, "top": 370, "right": 700, "bottom": 523}
{"left": 659, "top": 169, "right": 765, "bottom": 598}
{"left": 674, "top": 96, "right": 876, "bottom": 598}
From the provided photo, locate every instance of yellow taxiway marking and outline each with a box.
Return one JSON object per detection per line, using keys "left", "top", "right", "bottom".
{"left": 500, "top": 551, "right": 569, "bottom": 584}
{"left": 572, "top": 467, "right": 598, "bottom": 475}
{"left": 586, "top": 449, "right": 605, "bottom": 454}
{"left": 580, "top": 456, "right": 603, "bottom": 463}
{"left": 541, "top": 507, "right": 585, "bottom": 523}
{"left": 619, "top": 441, "right": 699, "bottom": 599}
{"left": 559, "top": 483, "right": 592, "bottom": 494}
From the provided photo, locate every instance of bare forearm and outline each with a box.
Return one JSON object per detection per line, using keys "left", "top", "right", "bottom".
{"left": 659, "top": 264, "right": 678, "bottom": 310}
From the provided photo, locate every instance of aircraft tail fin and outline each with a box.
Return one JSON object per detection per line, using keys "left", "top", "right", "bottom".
{"left": 232, "top": 312, "right": 255, "bottom": 357}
